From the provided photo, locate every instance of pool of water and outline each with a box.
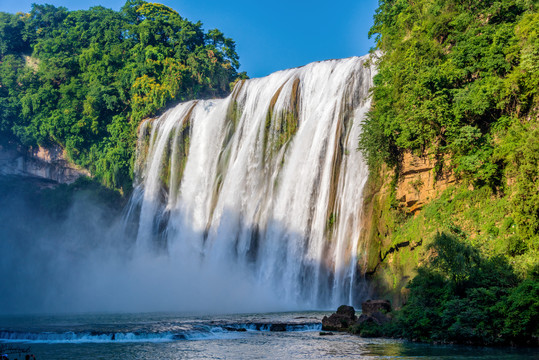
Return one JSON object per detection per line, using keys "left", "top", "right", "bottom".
{"left": 0, "top": 312, "right": 536, "bottom": 359}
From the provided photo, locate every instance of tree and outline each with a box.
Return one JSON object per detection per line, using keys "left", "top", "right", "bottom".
{"left": 0, "top": 0, "right": 244, "bottom": 192}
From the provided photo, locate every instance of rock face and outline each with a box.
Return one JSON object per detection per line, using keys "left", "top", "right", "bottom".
{"left": 396, "top": 151, "right": 455, "bottom": 214}
{"left": 0, "top": 143, "right": 89, "bottom": 184}
{"left": 362, "top": 299, "right": 391, "bottom": 315}
{"left": 322, "top": 305, "right": 357, "bottom": 331}
{"left": 357, "top": 300, "right": 392, "bottom": 326}
{"left": 359, "top": 151, "right": 457, "bottom": 307}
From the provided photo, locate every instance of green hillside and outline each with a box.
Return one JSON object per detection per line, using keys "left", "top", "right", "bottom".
{"left": 359, "top": 0, "right": 538, "bottom": 345}
{"left": 0, "top": 0, "right": 244, "bottom": 192}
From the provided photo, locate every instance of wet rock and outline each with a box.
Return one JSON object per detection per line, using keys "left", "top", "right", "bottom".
{"left": 361, "top": 300, "right": 391, "bottom": 315}
{"left": 322, "top": 305, "right": 357, "bottom": 331}
{"left": 319, "top": 331, "right": 334, "bottom": 336}
{"left": 269, "top": 323, "right": 287, "bottom": 332}
{"left": 336, "top": 305, "right": 356, "bottom": 318}
{"left": 224, "top": 326, "right": 247, "bottom": 332}
{"left": 357, "top": 311, "right": 391, "bottom": 326}
{"left": 356, "top": 300, "right": 392, "bottom": 327}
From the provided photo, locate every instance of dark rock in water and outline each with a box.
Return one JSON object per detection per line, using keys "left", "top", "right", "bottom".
{"left": 357, "top": 311, "right": 391, "bottom": 326}
{"left": 361, "top": 300, "right": 391, "bottom": 315}
{"left": 355, "top": 299, "right": 392, "bottom": 335}
{"left": 224, "top": 326, "right": 247, "bottom": 332}
{"left": 322, "top": 305, "right": 357, "bottom": 331}
{"left": 319, "top": 331, "right": 334, "bottom": 336}
{"left": 269, "top": 323, "right": 287, "bottom": 332}
{"left": 336, "top": 305, "right": 356, "bottom": 318}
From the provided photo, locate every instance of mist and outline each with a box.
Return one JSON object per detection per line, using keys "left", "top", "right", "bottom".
{"left": 0, "top": 57, "right": 375, "bottom": 315}
{"left": 0, "top": 176, "right": 290, "bottom": 315}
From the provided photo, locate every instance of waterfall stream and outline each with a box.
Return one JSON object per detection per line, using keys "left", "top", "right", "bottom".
{"left": 126, "top": 55, "right": 375, "bottom": 309}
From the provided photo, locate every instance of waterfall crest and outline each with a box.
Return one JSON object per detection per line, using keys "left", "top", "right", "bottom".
{"left": 127, "top": 55, "right": 375, "bottom": 309}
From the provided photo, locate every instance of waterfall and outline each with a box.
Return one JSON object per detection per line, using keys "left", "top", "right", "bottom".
{"left": 126, "top": 55, "right": 375, "bottom": 309}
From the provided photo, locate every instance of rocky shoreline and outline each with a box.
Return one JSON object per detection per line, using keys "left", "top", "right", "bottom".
{"left": 323, "top": 300, "right": 539, "bottom": 347}
{"left": 322, "top": 300, "right": 393, "bottom": 337}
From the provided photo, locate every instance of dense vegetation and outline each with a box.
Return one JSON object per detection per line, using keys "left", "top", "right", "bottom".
{"left": 397, "top": 232, "right": 538, "bottom": 345}
{"left": 0, "top": 1, "right": 244, "bottom": 192}
{"left": 361, "top": 0, "right": 538, "bottom": 346}
{"left": 356, "top": 232, "right": 538, "bottom": 345}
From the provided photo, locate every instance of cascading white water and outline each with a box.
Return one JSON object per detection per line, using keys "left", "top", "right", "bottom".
{"left": 126, "top": 55, "right": 375, "bottom": 309}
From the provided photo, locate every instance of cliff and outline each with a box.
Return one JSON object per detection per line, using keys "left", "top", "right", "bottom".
{"left": 394, "top": 152, "right": 455, "bottom": 214}
{"left": 360, "top": 152, "right": 457, "bottom": 306}
{"left": 0, "top": 142, "right": 90, "bottom": 185}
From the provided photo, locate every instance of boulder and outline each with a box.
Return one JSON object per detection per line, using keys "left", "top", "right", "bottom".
{"left": 322, "top": 305, "right": 357, "bottom": 331}
{"left": 361, "top": 300, "right": 391, "bottom": 315}
{"left": 336, "top": 305, "right": 356, "bottom": 318}
{"left": 319, "top": 331, "right": 334, "bottom": 336}
{"left": 356, "top": 300, "right": 392, "bottom": 327}
{"left": 357, "top": 311, "right": 391, "bottom": 326}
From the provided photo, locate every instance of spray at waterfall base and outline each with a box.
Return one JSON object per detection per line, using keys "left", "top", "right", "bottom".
{"left": 0, "top": 55, "right": 376, "bottom": 314}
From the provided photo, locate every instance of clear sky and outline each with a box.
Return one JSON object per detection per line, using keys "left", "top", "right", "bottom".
{"left": 1, "top": 0, "right": 379, "bottom": 78}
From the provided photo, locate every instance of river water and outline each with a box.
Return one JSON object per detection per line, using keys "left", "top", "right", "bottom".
{"left": 0, "top": 312, "right": 536, "bottom": 360}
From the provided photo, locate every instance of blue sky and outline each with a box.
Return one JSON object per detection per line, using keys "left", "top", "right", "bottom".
{"left": 1, "top": 0, "right": 379, "bottom": 78}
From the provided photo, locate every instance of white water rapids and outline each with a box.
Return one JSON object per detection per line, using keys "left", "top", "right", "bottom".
{"left": 125, "top": 55, "right": 375, "bottom": 310}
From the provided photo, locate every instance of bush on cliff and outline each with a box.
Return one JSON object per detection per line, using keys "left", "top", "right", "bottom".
{"left": 362, "top": 0, "right": 539, "bottom": 184}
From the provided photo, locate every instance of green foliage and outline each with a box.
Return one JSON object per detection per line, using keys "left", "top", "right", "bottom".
{"left": 368, "top": 179, "right": 539, "bottom": 344}
{"left": 501, "top": 279, "right": 539, "bottom": 340}
{"left": 363, "top": 1, "right": 539, "bottom": 342}
{"left": 505, "top": 126, "right": 539, "bottom": 252}
{"left": 394, "top": 232, "right": 538, "bottom": 345}
{"left": 384, "top": 181, "right": 538, "bottom": 277}
{"left": 350, "top": 321, "right": 382, "bottom": 337}
{"left": 428, "top": 232, "right": 481, "bottom": 287}
{"left": 361, "top": 0, "right": 539, "bottom": 189}
{"left": 0, "top": 1, "right": 243, "bottom": 192}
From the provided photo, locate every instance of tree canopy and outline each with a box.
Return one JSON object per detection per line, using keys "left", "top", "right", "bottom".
{"left": 360, "top": 0, "right": 539, "bottom": 345}
{"left": 0, "top": 1, "right": 244, "bottom": 192}
{"left": 362, "top": 0, "right": 538, "bottom": 183}
{"left": 361, "top": 0, "right": 539, "bottom": 268}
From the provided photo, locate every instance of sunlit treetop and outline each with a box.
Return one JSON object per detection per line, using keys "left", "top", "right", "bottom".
{"left": 0, "top": 0, "right": 245, "bottom": 191}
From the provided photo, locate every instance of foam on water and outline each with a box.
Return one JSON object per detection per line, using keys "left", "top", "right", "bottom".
{"left": 0, "top": 331, "right": 175, "bottom": 344}
{"left": 0, "top": 322, "right": 321, "bottom": 343}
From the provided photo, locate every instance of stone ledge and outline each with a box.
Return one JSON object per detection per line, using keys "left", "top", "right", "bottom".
{"left": 0, "top": 143, "right": 90, "bottom": 184}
